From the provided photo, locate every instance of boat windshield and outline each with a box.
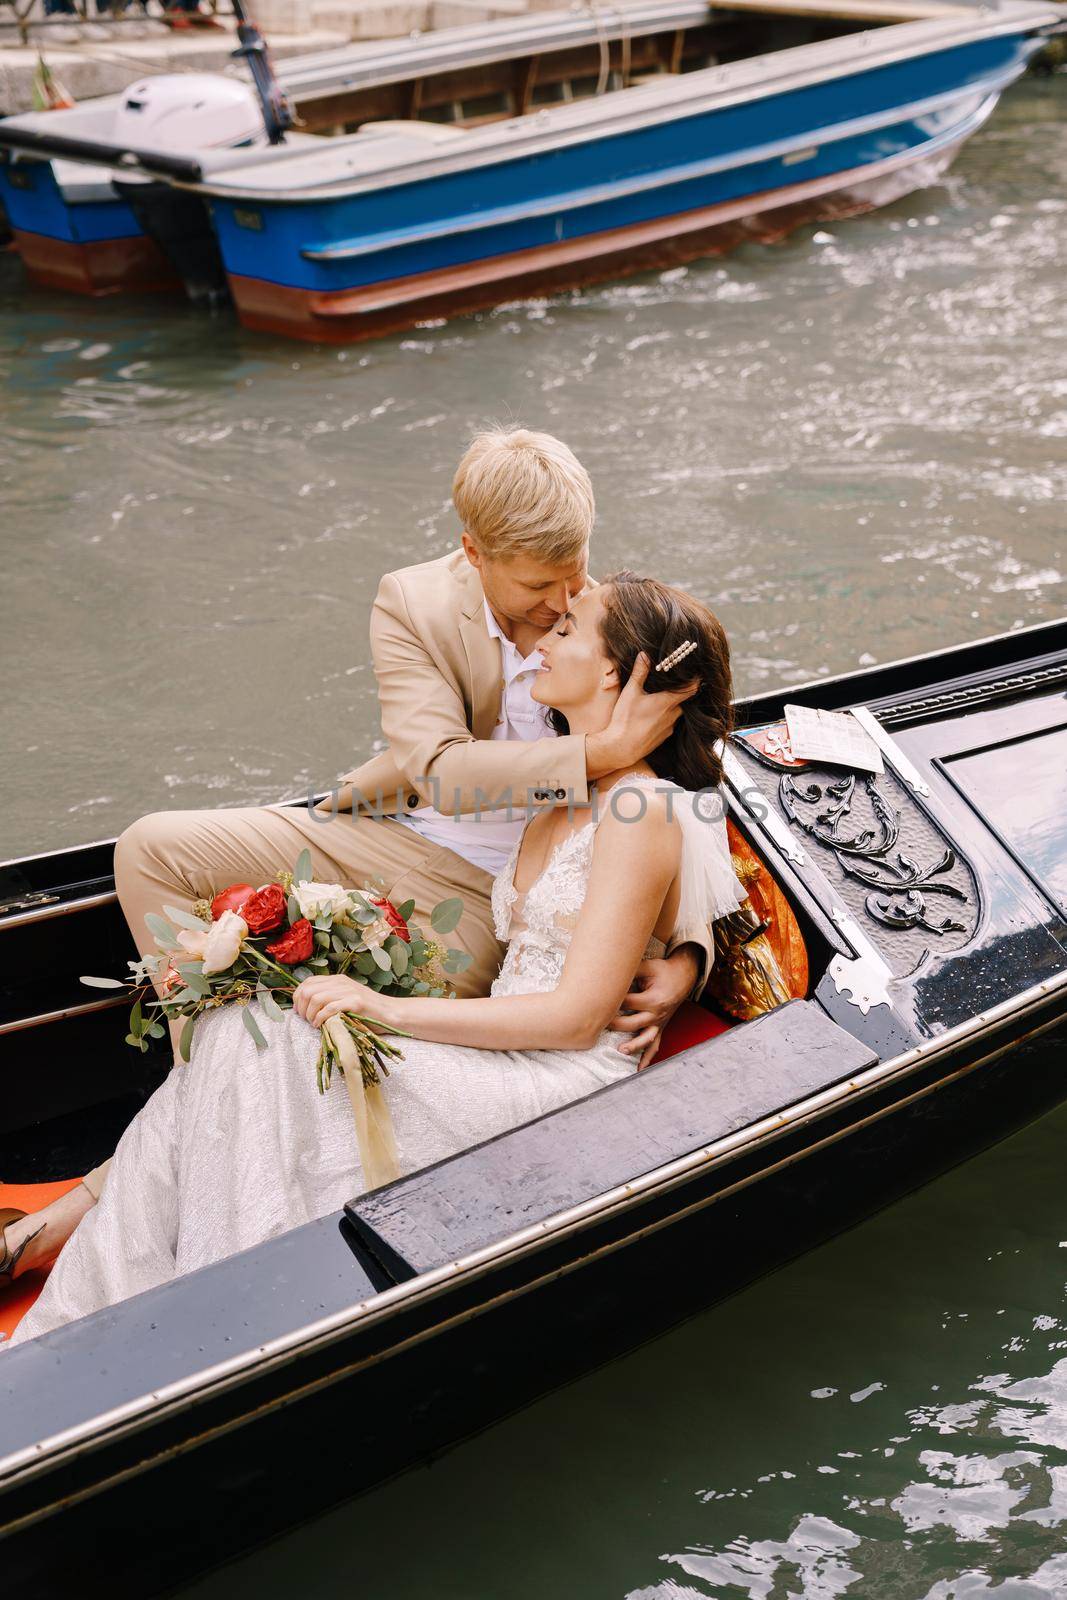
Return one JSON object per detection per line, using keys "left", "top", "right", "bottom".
{"left": 945, "top": 723, "right": 1067, "bottom": 913}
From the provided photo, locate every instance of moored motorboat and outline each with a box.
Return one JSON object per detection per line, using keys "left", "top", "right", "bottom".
{"left": 0, "top": 0, "right": 732, "bottom": 298}
{"left": 1, "top": 616, "right": 1065, "bottom": 1593}
{"left": 1, "top": 0, "right": 1061, "bottom": 335}
{"left": 0, "top": 74, "right": 279, "bottom": 297}
{"left": 191, "top": 0, "right": 1065, "bottom": 341}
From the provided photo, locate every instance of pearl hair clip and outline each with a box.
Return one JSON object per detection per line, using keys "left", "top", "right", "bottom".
{"left": 655, "top": 639, "right": 697, "bottom": 672}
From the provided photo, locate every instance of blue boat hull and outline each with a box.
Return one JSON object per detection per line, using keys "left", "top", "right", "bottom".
{"left": 210, "top": 31, "right": 1040, "bottom": 341}
{"left": 0, "top": 159, "right": 177, "bottom": 296}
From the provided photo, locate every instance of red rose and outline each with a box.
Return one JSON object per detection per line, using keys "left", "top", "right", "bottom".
{"left": 211, "top": 883, "right": 255, "bottom": 921}
{"left": 241, "top": 884, "right": 287, "bottom": 935}
{"left": 266, "top": 918, "right": 314, "bottom": 965}
{"left": 371, "top": 896, "right": 410, "bottom": 943}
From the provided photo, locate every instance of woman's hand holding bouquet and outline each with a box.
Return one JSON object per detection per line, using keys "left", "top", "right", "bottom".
{"left": 83, "top": 848, "right": 470, "bottom": 1097}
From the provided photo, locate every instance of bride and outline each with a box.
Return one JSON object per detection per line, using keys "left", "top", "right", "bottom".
{"left": 11, "top": 573, "right": 746, "bottom": 1346}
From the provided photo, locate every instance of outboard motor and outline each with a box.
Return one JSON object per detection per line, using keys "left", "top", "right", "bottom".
{"left": 111, "top": 74, "right": 268, "bottom": 152}
{"left": 110, "top": 75, "right": 267, "bottom": 306}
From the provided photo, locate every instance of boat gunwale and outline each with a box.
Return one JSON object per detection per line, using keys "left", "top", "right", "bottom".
{"left": 295, "top": 79, "right": 1001, "bottom": 261}
{"left": 180, "top": 2, "right": 1059, "bottom": 202}
{"left": 1, "top": 965, "right": 1065, "bottom": 1500}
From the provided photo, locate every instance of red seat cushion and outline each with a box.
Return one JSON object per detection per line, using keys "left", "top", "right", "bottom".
{"left": 0, "top": 1177, "right": 85, "bottom": 1343}
{"left": 652, "top": 999, "right": 733, "bottom": 1064}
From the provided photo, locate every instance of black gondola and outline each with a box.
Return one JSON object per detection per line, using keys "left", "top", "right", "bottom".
{"left": 1, "top": 618, "right": 1065, "bottom": 1596}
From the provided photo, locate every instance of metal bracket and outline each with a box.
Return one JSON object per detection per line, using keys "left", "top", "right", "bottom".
{"left": 826, "top": 904, "right": 893, "bottom": 1013}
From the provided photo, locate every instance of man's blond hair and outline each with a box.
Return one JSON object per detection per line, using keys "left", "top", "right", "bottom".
{"left": 452, "top": 426, "right": 594, "bottom": 564}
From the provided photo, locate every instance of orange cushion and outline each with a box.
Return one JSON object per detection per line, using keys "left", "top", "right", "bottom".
{"left": 652, "top": 999, "right": 732, "bottom": 1064}
{"left": 0, "top": 1177, "right": 85, "bottom": 1343}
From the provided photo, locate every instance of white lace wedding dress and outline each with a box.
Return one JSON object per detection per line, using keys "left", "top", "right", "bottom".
{"left": 12, "top": 777, "right": 745, "bottom": 1346}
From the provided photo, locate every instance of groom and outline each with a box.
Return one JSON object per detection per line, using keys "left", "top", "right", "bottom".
{"left": 5, "top": 426, "right": 707, "bottom": 1277}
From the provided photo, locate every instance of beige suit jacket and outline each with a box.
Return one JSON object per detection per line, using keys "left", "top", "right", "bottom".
{"left": 326, "top": 548, "right": 713, "bottom": 991}
{"left": 329, "top": 547, "right": 590, "bottom": 819}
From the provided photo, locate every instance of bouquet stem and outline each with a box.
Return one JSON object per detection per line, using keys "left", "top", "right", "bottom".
{"left": 317, "top": 1010, "right": 410, "bottom": 1095}
{"left": 321, "top": 1013, "right": 403, "bottom": 1188}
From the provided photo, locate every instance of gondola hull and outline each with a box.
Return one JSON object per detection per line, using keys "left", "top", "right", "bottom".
{"left": 1, "top": 617, "right": 1065, "bottom": 1593}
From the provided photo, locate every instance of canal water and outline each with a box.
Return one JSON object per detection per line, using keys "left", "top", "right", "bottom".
{"left": 2, "top": 71, "right": 1064, "bottom": 1599}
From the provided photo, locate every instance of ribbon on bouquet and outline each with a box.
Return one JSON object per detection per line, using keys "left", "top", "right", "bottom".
{"left": 323, "top": 1015, "right": 401, "bottom": 1190}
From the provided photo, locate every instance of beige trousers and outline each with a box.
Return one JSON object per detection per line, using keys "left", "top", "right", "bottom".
{"left": 84, "top": 802, "right": 501, "bottom": 1198}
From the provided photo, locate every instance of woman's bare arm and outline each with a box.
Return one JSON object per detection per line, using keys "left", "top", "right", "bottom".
{"left": 296, "top": 795, "right": 681, "bottom": 1052}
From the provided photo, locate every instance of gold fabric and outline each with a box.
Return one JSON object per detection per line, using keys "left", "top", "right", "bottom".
{"left": 324, "top": 1016, "right": 401, "bottom": 1190}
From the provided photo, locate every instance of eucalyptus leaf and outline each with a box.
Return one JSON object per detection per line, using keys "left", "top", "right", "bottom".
{"left": 288, "top": 894, "right": 301, "bottom": 923}
{"left": 351, "top": 905, "right": 377, "bottom": 926}
{"left": 430, "top": 898, "right": 463, "bottom": 935}
{"left": 293, "top": 965, "right": 314, "bottom": 981}
{"left": 145, "top": 912, "right": 179, "bottom": 949}
{"left": 409, "top": 940, "right": 428, "bottom": 966}
{"left": 309, "top": 957, "right": 330, "bottom": 970}
{"left": 371, "top": 944, "right": 392, "bottom": 973}
{"left": 179, "top": 1016, "right": 197, "bottom": 1063}
{"left": 412, "top": 981, "right": 430, "bottom": 995}
{"left": 80, "top": 974, "right": 126, "bottom": 989}
{"left": 355, "top": 951, "right": 377, "bottom": 976}
{"left": 331, "top": 934, "right": 346, "bottom": 955}
{"left": 163, "top": 903, "right": 211, "bottom": 933}
{"left": 241, "top": 1005, "right": 268, "bottom": 1049}
{"left": 131, "top": 998, "right": 144, "bottom": 1033}
{"left": 395, "top": 898, "right": 415, "bottom": 922}
{"left": 257, "top": 986, "right": 285, "bottom": 1023}
{"left": 294, "top": 848, "right": 313, "bottom": 885}
{"left": 314, "top": 930, "right": 331, "bottom": 950}
{"left": 125, "top": 1033, "right": 147, "bottom": 1052}
{"left": 442, "top": 951, "right": 474, "bottom": 974}
{"left": 178, "top": 966, "right": 212, "bottom": 998}
{"left": 389, "top": 941, "right": 409, "bottom": 977}
{"left": 147, "top": 1023, "right": 166, "bottom": 1040}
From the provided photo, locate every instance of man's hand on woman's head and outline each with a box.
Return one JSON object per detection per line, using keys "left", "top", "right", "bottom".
{"left": 612, "top": 945, "right": 700, "bottom": 1071}
{"left": 586, "top": 653, "right": 700, "bottom": 778}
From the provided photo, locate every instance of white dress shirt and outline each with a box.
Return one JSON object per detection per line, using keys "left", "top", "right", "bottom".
{"left": 393, "top": 598, "right": 557, "bottom": 875}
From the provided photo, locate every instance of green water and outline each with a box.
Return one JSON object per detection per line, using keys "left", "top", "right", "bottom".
{"left": 1, "top": 67, "right": 1065, "bottom": 1599}
{"left": 186, "top": 1070, "right": 1067, "bottom": 1600}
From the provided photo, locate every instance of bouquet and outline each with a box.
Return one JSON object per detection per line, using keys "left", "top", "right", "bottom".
{"left": 83, "top": 847, "right": 471, "bottom": 1095}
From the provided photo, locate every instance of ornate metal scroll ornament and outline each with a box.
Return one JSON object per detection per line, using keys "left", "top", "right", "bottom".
{"left": 779, "top": 771, "right": 970, "bottom": 938}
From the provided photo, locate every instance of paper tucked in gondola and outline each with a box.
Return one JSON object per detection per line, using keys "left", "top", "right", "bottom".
{"left": 783, "top": 704, "right": 885, "bottom": 775}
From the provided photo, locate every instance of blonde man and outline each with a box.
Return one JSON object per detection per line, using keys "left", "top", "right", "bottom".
{"left": 2, "top": 427, "right": 702, "bottom": 1281}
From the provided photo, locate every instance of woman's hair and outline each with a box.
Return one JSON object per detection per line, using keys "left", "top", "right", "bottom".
{"left": 452, "top": 426, "right": 594, "bottom": 565}
{"left": 550, "top": 571, "right": 734, "bottom": 790}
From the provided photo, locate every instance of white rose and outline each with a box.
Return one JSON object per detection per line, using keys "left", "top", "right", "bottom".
{"left": 293, "top": 880, "right": 352, "bottom": 922}
{"left": 200, "top": 910, "right": 248, "bottom": 975}
{"left": 359, "top": 914, "right": 393, "bottom": 950}
{"left": 176, "top": 924, "right": 210, "bottom": 960}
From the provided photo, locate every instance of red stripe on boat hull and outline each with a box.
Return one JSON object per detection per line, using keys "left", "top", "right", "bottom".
{"left": 13, "top": 228, "right": 183, "bottom": 297}
{"left": 228, "top": 140, "right": 961, "bottom": 344}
